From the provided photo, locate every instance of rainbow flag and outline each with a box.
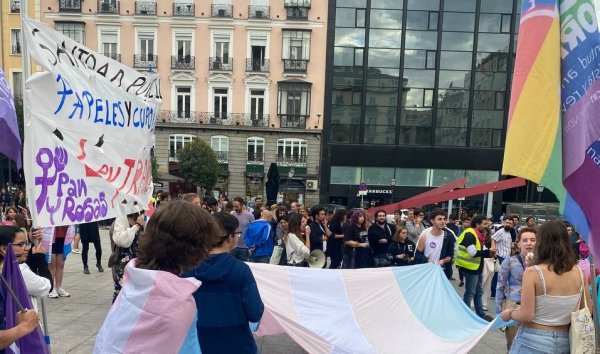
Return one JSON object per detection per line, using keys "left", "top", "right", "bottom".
{"left": 94, "top": 260, "right": 201, "bottom": 354}
{"left": 249, "top": 263, "right": 509, "bottom": 353}
{"left": 503, "top": 0, "right": 600, "bottom": 253}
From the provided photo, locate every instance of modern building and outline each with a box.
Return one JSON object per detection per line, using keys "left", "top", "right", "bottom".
{"left": 320, "top": 0, "right": 523, "bottom": 214}
{"left": 39, "top": 0, "right": 327, "bottom": 205}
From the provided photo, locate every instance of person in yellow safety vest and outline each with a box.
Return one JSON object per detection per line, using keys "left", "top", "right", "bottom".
{"left": 456, "top": 215, "right": 496, "bottom": 321}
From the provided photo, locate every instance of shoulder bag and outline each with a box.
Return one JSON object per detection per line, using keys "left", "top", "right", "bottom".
{"left": 570, "top": 267, "right": 596, "bottom": 354}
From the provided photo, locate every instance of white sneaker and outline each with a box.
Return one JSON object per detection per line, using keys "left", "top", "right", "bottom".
{"left": 483, "top": 306, "right": 488, "bottom": 311}
{"left": 56, "top": 288, "right": 70, "bottom": 297}
{"left": 48, "top": 290, "right": 58, "bottom": 298}
{"left": 71, "top": 248, "right": 81, "bottom": 254}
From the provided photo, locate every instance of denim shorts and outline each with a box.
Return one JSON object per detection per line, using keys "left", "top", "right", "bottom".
{"left": 509, "top": 327, "right": 570, "bottom": 354}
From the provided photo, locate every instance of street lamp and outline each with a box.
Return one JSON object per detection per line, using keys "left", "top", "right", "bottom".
{"left": 390, "top": 178, "right": 396, "bottom": 204}
{"left": 536, "top": 185, "right": 544, "bottom": 203}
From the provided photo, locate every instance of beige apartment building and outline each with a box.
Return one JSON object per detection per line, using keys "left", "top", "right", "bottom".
{"left": 39, "top": 0, "right": 326, "bottom": 205}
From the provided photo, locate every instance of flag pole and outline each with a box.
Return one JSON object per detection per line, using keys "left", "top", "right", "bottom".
{"left": 20, "top": 5, "right": 52, "bottom": 354}
{"left": 589, "top": 255, "right": 600, "bottom": 352}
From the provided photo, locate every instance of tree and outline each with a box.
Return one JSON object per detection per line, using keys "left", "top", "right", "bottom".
{"left": 177, "top": 139, "right": 219, "bottom": 190}
{"left": 151, "top": 155, "right": 160, "bottom": 181}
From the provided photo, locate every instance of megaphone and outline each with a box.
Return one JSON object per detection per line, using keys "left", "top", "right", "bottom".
{"left": 306, "top": 249, "right": 326, "bottom": 268}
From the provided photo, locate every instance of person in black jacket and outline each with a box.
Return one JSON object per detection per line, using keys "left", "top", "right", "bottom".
{"left": 387, "top": 226, "right": 415, "bottom": 266}
{"left": 414, "top": 209, "right": 456, "bottom": 279}
{"left": 327, "top": 209, "right": 346, "bottom": 269}
{"left": 308, "top": 206, "right": 331, "bottom": 253}
{"left": 343, "top": 211, "right": 373, "bottom": 269}
{"left": 368, "top": 210, "right": 395, "bottom": 267}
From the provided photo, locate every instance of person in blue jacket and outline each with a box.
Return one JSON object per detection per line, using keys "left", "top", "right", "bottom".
{"left": 183, "top": 211, "right": 264, "bottom": 354}
{"left": 244, "top": 210, "right": 274, "bottom": 263}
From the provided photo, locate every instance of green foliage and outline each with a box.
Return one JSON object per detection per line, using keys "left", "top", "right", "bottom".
{"left": 177, "top": 139, "right": 219, "bottom": 190}
{"left": 151, "top": 155, "right": 159, "bottom": 181}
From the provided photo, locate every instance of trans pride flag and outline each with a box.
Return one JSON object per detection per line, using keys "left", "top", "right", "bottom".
{"left": 503, "top": 0, "right": 600, "bottom": 253}
{"left": 249, "top": 263, "right": 508, "bottom": 354}
{"left": 94, "top": 260, "right": 201, "bottom": 354}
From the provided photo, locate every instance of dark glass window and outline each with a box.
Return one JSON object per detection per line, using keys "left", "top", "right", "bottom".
{"left": 404, "top": 69, "right": 436, "bottom": 88}
{"left": 474, "top": 72, "right": 507, "bottom": 91}
{"left": 444, "top": 0, "right": 476, "bottom": 12}
{"left": 479, "top": 14, "right": 501, "bottom": 32}
{"left": 404, "top": 89, "right": 433, "bottom": 107}
{"left": 367, "top": 67, "right": 400, "bottom": 86}
{"left": 441, "top": 32, "right": 474, "bottom": 50}
{"left": 336, "top": 8, "right": 357, "bottom": 27}
{"left": 364, "top": 125, "right": 396, "bottom": 144}
{"left": 407, "top": 11, "right": 438, "bottom": 30}
{"left": 369, "top": 29, "right": 402, "bottom": 48}
{"left": 407, "top": 0, "right": 439, "bottom": 11}
{"left": 370, "top": 10, "right": 403, "bottom": 29}
{"left": 478, "top": 33, "right": 510, "bottom": 52}
{"left": 371, "top": 0, "right": 402, "bottom": 9}
{"left": 438, "top": 89, "right": 469, "bottom": 109}
{"left": 335, "top": 28, "right": 365, "bottom": 47}
{"left": 332, "top": 105, "right": 362, "bottom": 124}
{"left": 480, "top": 0, "right": 512, "bottom": 13}
{"left": 435, "top": 109, "right": 468, "bottom": 146}
{"left": 442, "top": 12, "right": 475, "bottom": 32}
{"left": 440, "top": 51, "right": 473, "bottom": 70}
{"left": 476, "top": 52, "right": 508, "bottom": 72}
{"left": 337, "top": 0, "right": 367, "bottom": 7}
{"left": 438, "top": 70, "right": 471, "bottom": 89}
{"left": 405, "top": 30, "right": 438, "bottom": 50}
{"left": 330, "top": 124, "right": 361, "bottom": 143}
{"left": 399, "top": 108, "right": 432, "bottom": 145}
{"left": 368, "top": 49, "right": 401, "bottom": 67}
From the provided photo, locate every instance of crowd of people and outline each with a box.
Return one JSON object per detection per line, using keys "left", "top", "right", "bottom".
{"left": 0, "top": 185, "right": 592, "bottom": 353}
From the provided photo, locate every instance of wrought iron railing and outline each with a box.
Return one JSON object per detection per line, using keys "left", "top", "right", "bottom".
{"left": 248, "top": 5, "right": 270, "bottom": 19}
{"left": 171, "top": 55, "right": 195, "bottom": 70}
{"left": 133, "top": 54, "right": 158, "bottom": 69}
{"left": 279, "top": 114, "right": 307, "bottom": 129}
{"left": 98, "top": 0, "right": 119, "bottom": 14}
{"left": 59, "top": 0, "right": 81, "bottom": 13}
{"left": 135, "top": 1, "right": 157, "bottom": 15}
{"left": 247, "top": 152, "right": 265, "bottom": 164}
{"left": 102, "top": 53, "right": 121, "bottom": 62}
{"left": 276, "top": 154, "right": 307, "bottom": 167}
{"left": 173, "top": 3, "right": 194, "bottom": 16}
{"left": 283, "top": 59, "right": 308, "bottom": 73}
{"left": 211, "top": 4, "right": 233, "bottom": 18}
{"left": 284, "top": 0, "right": 311, "bottom": 7}
{"left": 158, "top": 111, "right": 270, "bottom": 127}
{"left": 286, "top": 6, "right": 309, "bottom": 20}
{"left": 246, "top": 58, "right": 269, "bottom": 72}
{"left": 209, "top": 57, "right": 233, "bottom": 71}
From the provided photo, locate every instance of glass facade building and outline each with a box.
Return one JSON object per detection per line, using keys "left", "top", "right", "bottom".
{"left": 320, "top": 0, "right": 522, "bottom": 210}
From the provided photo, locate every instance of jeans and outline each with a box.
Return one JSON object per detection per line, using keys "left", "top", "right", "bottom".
{"left": 490, "top": 256, "right": 505, "bottom": 297}
{"left": 248, "top": 255, "right": 270, "bottom": 264}
{"left": 463, "top": 272, "right": 485, "bottom": 317}
{"left": 231, "top": 247, "right": 249, "bottom": 261}
{"left": 509, "top": 327, "right": 569, "bottom": 354}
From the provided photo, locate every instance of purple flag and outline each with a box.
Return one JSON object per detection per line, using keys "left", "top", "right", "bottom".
{"left": 2, "top": 245, "right": 49, "bottom": 354}
{"left": 0, "top": 66, "right": 22, "bottom": 169}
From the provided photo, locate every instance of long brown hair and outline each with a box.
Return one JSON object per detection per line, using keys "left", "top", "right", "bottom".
{"left": 533, "top": 221, "right": 577, "bottom": 275}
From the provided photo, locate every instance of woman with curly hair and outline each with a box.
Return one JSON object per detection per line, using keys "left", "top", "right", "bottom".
{"left": 95, "top": 200, "right": 218, "bottom": 353}
{"left": 343, "top": 210, "right": 373, "bottom": 269}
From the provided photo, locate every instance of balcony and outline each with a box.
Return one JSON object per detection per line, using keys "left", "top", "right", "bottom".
{"left": 209, "top": 57, "right": 233, "bottom": 71}
{"left": 97, "top": 0, "right": 119, "bottom": 14}
{"left": 173, "top": 3, "right": 194, "bottom": 16}
{"left": 248, "top": 5, "right": 270, "bottom": 19}
{"left": 135, "top": 1, "right": 157, "bottom": 15}
{"left": 10, "top": 0, "right": 20, "bottom": 12}
{"left": 59, "top": 0, "right": 82, "bottom": 13}
{"left": 133, "top": 54, "right": 158, "bottom": 69}
{"left": 215, "top": 151, "right": 229, "bottom": 164}
{"left": 283, "top": 59, "right": 308, "bottom": 73}
{"left": 211, "top": 4, "right": 233, "bottom": 18}
{"left": 158, "top": 111, "right": 270, "bottom": 127}
{"left": 247, "top": 152, "right": 265, "bottom": 165}
{"left": 276, "top": 154, "right": 307, "bottom": 167}
{"left": 102, "top": 53, "right": 121, "bottom": 62}
{"left": 171, "top": 56, "right": 195, "bottom": 70}
{"left": 286, "top": 6, "right": 309, "bottom": 20}
{"left": 280, "top": 114, "right": 307, "bottom": 129}
{"left": 246, "top": 58, "right": 269, "bottom": 73}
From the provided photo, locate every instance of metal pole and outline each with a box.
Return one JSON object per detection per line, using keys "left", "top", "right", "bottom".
{"left": 590, "top": 255, "right": 600, "bottom": 351}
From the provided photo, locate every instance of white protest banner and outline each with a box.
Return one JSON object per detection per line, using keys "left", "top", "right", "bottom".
{"left": 22, "top": 16, "right": 162, "bottom": 227}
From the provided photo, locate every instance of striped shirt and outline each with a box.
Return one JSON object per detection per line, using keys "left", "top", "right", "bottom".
{"left": 492, "top": 228, "right": 512, "bottom": 259}
{"left": 495, "top": 255, "right": 525, "bottom": 314}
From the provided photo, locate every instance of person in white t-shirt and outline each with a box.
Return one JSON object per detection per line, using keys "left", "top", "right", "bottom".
{"left": 416, "top": 209, "right": 456, "bottom": 279}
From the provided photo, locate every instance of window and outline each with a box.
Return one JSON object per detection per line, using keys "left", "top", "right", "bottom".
{"left": 100, "top": 31, "right": 118, "bottom": 61}
{"left": 250, "top": 90, "right": 265, "bottom": 118}
{"left": 139, "top": 33, "right": 155, "bottom": 61}
{"left": 247, "top": 137, "right": 265, "bottom": 163}
{"left": 214, "top": 88, "right": 229, "bottom": 118}
{"left": 214, "top": 35, "right": 231, "bottom": 63}
{"left": 430, "top": 169, "right": 466, "bottom": 187}
{"left": 10, "top": 30, "right": 21, "bottom": 54}
{"left": 12, "top": 72, "right": 22, "bottom": 100}
{"left": 169, "top": 134, "right": 194, "bottom": 161}
{"left": 395, "top": 168, "right": 430, "bottom": 186}
{"left": 283, "top": 31, "right": 311, "bottom": 60}
{"left": 249, "top": 36, "right": 267, "bottom": 70}
{"left": 177, "top": 37, "right": 192, "bottom": 59}
{"left": 361, "top": 167, "right": 395, "bottom": 185}
{"left": 277, "top": 139, "right": 307, "bottom": 165}
{"left": 278, "top": 82, "right": 311, "bottom": 128}
{"left": 211, "top": 136, "right": 229, "bottom": 163}
{"left": 56, "top": 22, "right": 85, "bottom": 45}
{"left": 10, "top": 0, "right": 20, "bottom": 13}
{"left": 330, "top": 166, "right": 361, "bottom": 185}
{"left": 176, "top": 86, "right": 191, "bottom": 118}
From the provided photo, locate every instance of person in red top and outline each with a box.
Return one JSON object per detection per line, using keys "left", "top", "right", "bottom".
{"left": 48, "top": 226, "right": 70, "bottom": 298}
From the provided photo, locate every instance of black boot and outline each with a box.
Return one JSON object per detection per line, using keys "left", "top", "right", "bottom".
{"left": 97, "top": 263, "right": 104, "bottom": 272}
{"left": 83, "top": 266, "right": 90, "bottom": 274}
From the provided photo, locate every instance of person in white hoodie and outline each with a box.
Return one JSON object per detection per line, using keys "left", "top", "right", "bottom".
{"left": 13, "top": 228, "right": 52, "bottom": 312}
